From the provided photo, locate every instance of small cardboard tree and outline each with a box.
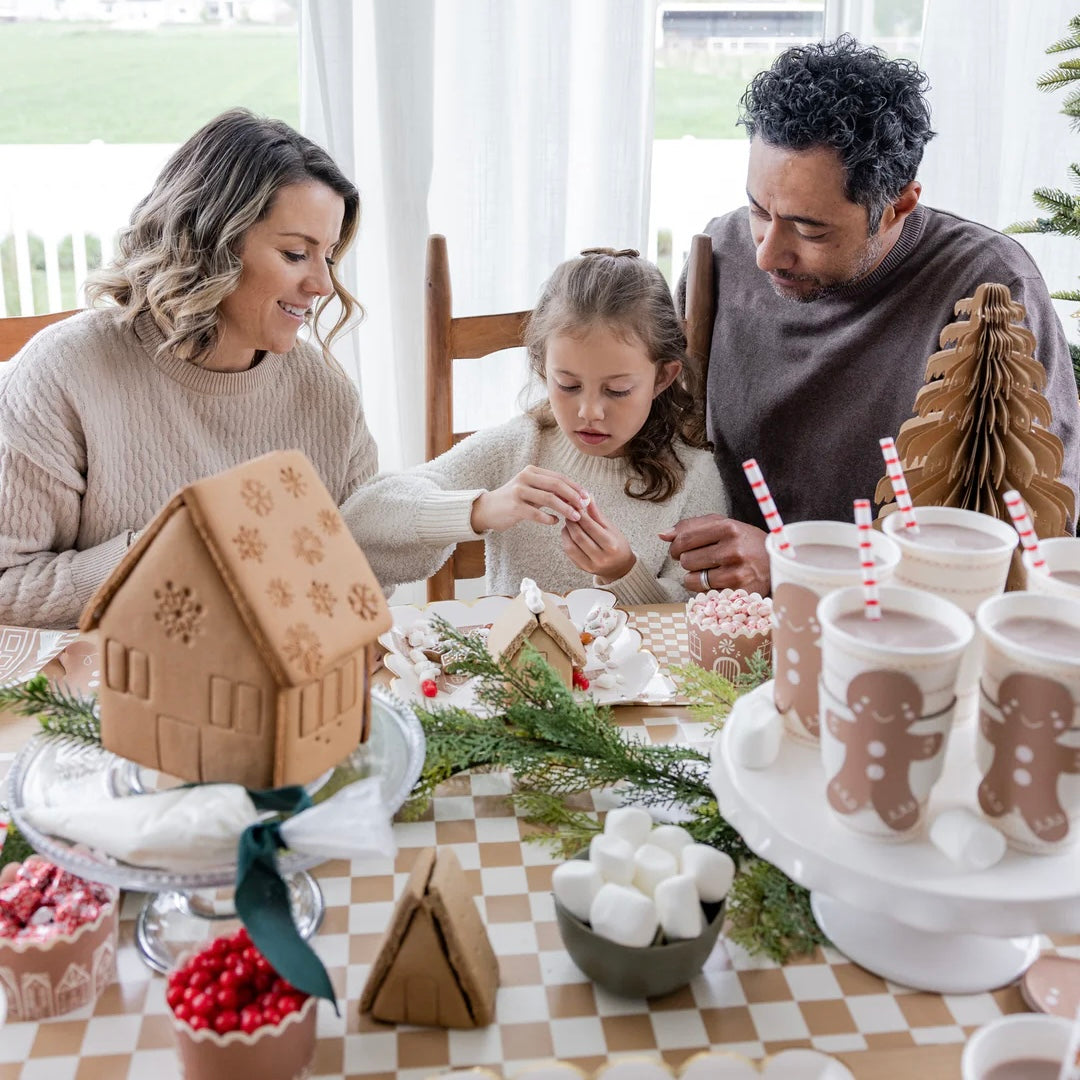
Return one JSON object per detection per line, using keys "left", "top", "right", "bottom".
{"left": 876, "top": 282, "right": 1075, "bottom": 545}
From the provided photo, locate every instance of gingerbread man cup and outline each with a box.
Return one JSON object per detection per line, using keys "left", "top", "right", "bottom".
{"left": 766, "top": 521, "right": 901, "bottom": 745}
{"left": 976, "top": 592, "right": 1080, "bottom": 854}
{"left": 824, "top": 670, "right": 944, "bottom": 835}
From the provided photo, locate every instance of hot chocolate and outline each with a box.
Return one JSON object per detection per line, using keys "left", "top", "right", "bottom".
{"left": 905, "top": 523, "right": 1005, "bottom": 552}
{"left": 789, "top": 543, "right": 881, "bottom": 570}
{"left": 1050, "top": 569, "right": 1080, "bottom": 587}
{"left": 995, "top": 616, "right": 1080, "bottom": 661}
{"left": 833, "top": 609, "right": 959, "bottom": 648}
{"left": 980, "top": 1060, "right": 1061, "bottom": 1080}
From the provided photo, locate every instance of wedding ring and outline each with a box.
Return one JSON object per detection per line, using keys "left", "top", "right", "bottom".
{"left": 699, "top": 568, "right": 711, "bottom": 591}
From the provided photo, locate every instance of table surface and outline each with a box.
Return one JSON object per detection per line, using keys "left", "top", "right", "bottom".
{"left": 0, "top": 604, "right": 1073, "bottom": 1080}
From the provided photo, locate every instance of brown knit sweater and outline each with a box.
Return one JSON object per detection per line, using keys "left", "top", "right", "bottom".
{"left": 0, "top": 309, "right": 381, "bottom": 629}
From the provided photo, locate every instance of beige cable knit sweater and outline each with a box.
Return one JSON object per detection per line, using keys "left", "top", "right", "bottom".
{"left": 344, "top": 414, "right": 729, "bottom": 604}
{"left": 0, "top": 309, "right": 386, "bottom": 629}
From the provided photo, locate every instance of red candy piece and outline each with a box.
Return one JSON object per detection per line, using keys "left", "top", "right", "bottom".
{"left": 0, "top": 882, "right": 43, "bottom": 926}
{"left": 15, "top": 860, "right": 55, "bottom": 892}
{"left": 572, "top": 669, "right": 589, "bottom": 691}
{"left": 0, "top": 915, "right": 21, "bottom": 939}
{"left": 421, "top": 678, "right": 438, "bottom": 698}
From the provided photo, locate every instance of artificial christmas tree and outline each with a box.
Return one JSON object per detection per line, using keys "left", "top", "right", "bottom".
{"left": 875, "top": 282, "right": 1075, "bottom": 546}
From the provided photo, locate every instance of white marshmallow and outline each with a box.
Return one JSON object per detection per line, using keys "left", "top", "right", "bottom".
{"left": 681, "top": 844, "right": 736, "bottom": 902}
{"left": 648, "top": 823, "right": 694, "bottom": 858}
{"left": 654, "top": 873, "right": 703, "bottom": 941}
{"left": 588, "top": 832, "right": 635, "bottom": 885}
{"left": 930, "top": 808, "right": 1006, "bottom": 871}
{"left": 632, "top": 843, "right": 678, "bottom": 897}
{"left": 604, "top": 806, "right": 653, "bottom": 849}
{"left": 552, "top": 859, "right": 603, "bottom": 923}
{"left": 589, "top": 882, "right": 659, "bottom": 948}
{"left": 730, "top": 707, "right": 783, "bottom": 770}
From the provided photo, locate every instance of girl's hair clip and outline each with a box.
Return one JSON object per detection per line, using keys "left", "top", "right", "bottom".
{"left": 579, "top": 246, "right": 640, "bottom": 258}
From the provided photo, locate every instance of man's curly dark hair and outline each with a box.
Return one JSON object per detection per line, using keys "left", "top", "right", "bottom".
{"left": 739, "top": 35, "right": 936, "bottom": 233}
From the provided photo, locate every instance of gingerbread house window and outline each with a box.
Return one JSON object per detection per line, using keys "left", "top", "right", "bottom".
{"left": 208, "top": 677, "right": 263, "bottom": 735}
{"left": 104, "top": 639, "right": 150, "bottom": 700}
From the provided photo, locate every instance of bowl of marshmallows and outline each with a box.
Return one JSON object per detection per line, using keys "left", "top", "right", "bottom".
{"left": 552, "top": 806, "right": 735, "bottom": 998}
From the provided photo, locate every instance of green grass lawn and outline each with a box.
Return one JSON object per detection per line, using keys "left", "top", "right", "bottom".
{"left": 0, "top": 21, "right": 299, "bottom": 142}
{"left": 654, "top": 55, "right": 774, "bottom": 139}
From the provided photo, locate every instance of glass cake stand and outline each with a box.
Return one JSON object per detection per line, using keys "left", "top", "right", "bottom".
{"left": 5, "top": 687, "right": 425, "bottom": 973}
{"left": 710, "top": 682, "right": 1080, "bottom": 994}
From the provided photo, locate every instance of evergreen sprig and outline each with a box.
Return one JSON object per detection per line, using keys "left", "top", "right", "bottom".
{"left": 726, "top": 859, "right": 827, "bottom": 963}
{"left": 0, "top": 818, "right": 35, "bottom": 872}
{"left": 0, "top": 674, "right": 101, "bottom": 743}
{"left": 669, "top": 650, "right": 772, "bottom": 728}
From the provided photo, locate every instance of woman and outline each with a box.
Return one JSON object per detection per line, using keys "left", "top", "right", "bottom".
{"left": 0, "top": 109, "right": 405, "bottom": 629}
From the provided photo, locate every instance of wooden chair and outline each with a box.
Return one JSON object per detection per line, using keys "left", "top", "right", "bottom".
{"left": 423, "top": 233, "right": 716, "bottom": 603}
{"left": 0, "top": 310, "right": 81, "bottom": 363}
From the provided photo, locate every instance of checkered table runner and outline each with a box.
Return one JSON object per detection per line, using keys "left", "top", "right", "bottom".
{"left": 0, "top": 624, "right": 1076, "bottom": 1079}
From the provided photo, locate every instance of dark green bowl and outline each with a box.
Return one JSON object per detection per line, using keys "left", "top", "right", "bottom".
{"left": 552, "top": 852, "right": 725, "bottom": 998}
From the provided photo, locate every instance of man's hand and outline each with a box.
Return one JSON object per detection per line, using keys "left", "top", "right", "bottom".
{"left": 470, "top": 467, "right": 589, "bottom": 533}
{"left": 659, "top": 514, "right": 770, "bottom": 596}
{"left": 561, "top": 499, "right": 636, "bottom": 583}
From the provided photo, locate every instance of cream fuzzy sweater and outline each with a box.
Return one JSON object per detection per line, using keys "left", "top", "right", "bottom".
{"left": 0, "top": 309, "right": 388, "bottom": 630}
{"left": 345, "top": 414, "right": 729, "bottom": 604}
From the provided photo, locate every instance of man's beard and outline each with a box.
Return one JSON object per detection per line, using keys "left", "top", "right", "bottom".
{"left": 768, "top": 234, "right": 884, "bottom": 304}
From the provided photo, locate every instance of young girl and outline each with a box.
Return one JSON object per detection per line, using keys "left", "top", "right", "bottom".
{"left": 348, "top": 249, "right": 729, "bottom": 603}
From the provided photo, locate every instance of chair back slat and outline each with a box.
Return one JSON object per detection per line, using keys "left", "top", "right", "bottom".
{"left": 0, "top": 309, "right": 81, "bottom": 363}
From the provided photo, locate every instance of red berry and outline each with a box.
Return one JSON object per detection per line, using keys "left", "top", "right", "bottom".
{"left": 231, "top": 961, "right": 254, "bottom": 984}
{"left": 215, "top": 986, "right": 239, "bottom": 1011}
{"left": 254, "top": 955, "right": 272, "bottom": 974}
{"left": 182, "top": 986, "right": 199, "bottom": 1004}
{"left": 421, "top": 678, "right": 438, "bottom": 698}
{"left": 233, "top": 927, "right": 251, "bottom": 948}
{"left": 174, "top": 1002, "right": 192, "bottom": 1022}
{"left": 257, "top": 991, "right": 276, "bottom": 1010}
{"left": 218, "top": 968, "right": 240, "bottom": 990}
{"left": 210, "top": 936, "right": 232, "bottom": 955}
{"left": 572, "top": 669, "right": 589, "bottom": 690}
{"left": 189, "top": 968, "right": 212, "bottom": 990}
{"left": 190, "top": 992, "right": 216, "bottom": 1018}
{"left": 239, "top": 1006, "right": 262, "bottom": 1035}
{"left": 277, "top": 995, "right": 301, "bottom": 1016}
{"left": 167, "top": 970, "right": 187, "bottom": 992}
{"left": 253, "top": 971, "right": 273, "bottom": 994}
{"left": 166, "top": 985, "right": 185, "bottom": 1009}
{"left": 214, "top": 1010, "right": 240, "bottom": 1035}
{"left": 189, "top": 1014, "right": 210, "bottom": 1031}
{"left": 262, "top": 1007, "right": 281, "bottom": 1027}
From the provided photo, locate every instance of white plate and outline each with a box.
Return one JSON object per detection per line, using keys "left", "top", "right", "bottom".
{"left": 379, "top": 588, "right": 676, "bottom": 707}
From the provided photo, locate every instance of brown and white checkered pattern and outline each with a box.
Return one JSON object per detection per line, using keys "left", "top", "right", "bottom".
{"left": 0, "top": 614, "right": 1074, "bottom": 1079}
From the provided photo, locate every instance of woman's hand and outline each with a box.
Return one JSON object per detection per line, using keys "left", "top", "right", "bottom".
{"left": 470, "top": 467, "right": 589, "bottom": 533}
{"left": 561, "top": 499, "right": 636, "bottom": 582}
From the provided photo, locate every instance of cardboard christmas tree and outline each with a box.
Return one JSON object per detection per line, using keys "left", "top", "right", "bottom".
{"left": 876, "top": 282, "right": 1075, "bottom": 544}
{"left": 360, "top": 847, "right": 498, "bottom": 1028}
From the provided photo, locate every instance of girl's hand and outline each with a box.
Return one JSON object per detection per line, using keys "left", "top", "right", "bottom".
{"left": 561, "top": 499, "right": 636, "bottom": 582}
{"left": 470, "top": 467, "right": 589, "bottom": 533}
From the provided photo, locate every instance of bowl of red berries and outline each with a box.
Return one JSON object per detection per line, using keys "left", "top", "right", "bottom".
{"left": 166, "top": 928, "right": 317, "bottom": 1080}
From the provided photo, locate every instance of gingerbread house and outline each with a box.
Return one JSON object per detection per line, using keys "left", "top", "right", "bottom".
{"left": 79, "top": 450, "right": 391, "bottom": 790}
{"left": 484, "top": 588, "right": 586, "bottom": 688}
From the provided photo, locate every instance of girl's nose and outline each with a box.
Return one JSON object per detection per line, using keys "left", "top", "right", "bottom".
{"left": 578, "top": 394, "right": 604, "bottom": 423}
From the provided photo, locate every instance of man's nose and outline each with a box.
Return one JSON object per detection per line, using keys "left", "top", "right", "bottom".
{"left": 755, "top": 223, "right": 795, "bottom": 273}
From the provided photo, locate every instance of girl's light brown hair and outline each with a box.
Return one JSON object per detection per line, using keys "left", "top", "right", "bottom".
{"left": 86, "top": 108, "right": 361, "bottom": 366}
{"left": 524, "top": 248, "right": 708, "bottom": 503}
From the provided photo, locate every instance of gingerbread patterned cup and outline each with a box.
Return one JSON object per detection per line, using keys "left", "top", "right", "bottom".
{"left": 1023, "top": 537, "right": 1080, "bottom": 600}
{"left": 767, "top": 522, "right": 900, "bottom": 745}
{"left": 818, "top": 585, "right": 974, "bottom": 840}
{"left": 882, "top": 506, "right": 1017, "bottom": 616}
{"left": 975, "top": 591, "right": 1080, "bottom": 854}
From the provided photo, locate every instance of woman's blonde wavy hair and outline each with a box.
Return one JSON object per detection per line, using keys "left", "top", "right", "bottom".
{"left": 85, "top": 108, "right": 362, "bottom": 366}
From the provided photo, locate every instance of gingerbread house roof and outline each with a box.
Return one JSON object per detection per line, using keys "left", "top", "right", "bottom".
{"left": 80, "top": 450, "right": 391, "bottom": 687}
{"left": 485, "top": 592, "right": 586, "bottom": 668}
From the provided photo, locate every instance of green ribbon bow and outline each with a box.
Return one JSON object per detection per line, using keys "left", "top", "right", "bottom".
{"left": 235, "top": 785, "right": 338, "bottom": 1012}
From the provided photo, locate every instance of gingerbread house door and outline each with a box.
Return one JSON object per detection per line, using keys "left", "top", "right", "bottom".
{"left": 157, "top": 714, "right": 201, "bottom": 779}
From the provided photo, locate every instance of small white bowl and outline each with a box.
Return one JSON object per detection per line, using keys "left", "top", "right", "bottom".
{"left": 961, "top": 1012, "right": 1071, "bottom": 1080}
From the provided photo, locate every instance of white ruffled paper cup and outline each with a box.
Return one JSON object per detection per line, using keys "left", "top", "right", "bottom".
{"left": 767, "top": 522, "right": 900, "bottom": 745}
{"left": 1023, "top": 536, "right": 1080, "bottom": 601}
{"left": 685, "top": 590, "right": 771, "bottom": 683}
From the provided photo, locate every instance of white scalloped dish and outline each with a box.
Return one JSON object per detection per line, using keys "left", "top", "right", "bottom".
{"left": 380, "top": 588, "right": 676, "bottom": 706}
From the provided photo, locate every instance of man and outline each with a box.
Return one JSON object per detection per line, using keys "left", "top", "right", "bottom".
{"left": 663, "top": 36, "right": 1080, "bottom": 597}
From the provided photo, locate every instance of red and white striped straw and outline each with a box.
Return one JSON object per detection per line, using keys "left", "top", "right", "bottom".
{"left": 879, "top": 437, "right": 920, "bottom": 534}
{"left": 1003, "top": 490, "right": 1047, "bottom": 573}
{"left": 742, "top": 458, "right": 794, "bottom": 556}
{"left": 853, "top": 499, "right": 881, "bottom": 620}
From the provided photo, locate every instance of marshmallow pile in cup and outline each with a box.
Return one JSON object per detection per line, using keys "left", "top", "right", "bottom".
{"left": 687, "top": 588, "right": 772, "bottom": 637}
{"left": 552, "top": 807, "right": 735, "bottom": 948}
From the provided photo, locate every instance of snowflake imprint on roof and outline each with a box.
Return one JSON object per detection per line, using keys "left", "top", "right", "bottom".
{"left": 233, "top": 525, "right": 267, "bottom": 562}
{"left": 153, "top": 581, "right": 205, "bottom": 645}
{"left": 282, "top": 623, "right": 323, "bottom": 677}
{"left": 307, "top": 581, "right": 337, "bottom": 617}
{"left": 279, "top": 466, "right": 308, "bottom": 499}
{"left": 348, "top": 582, "right": 379, "bottom": 620}
{"left": 240, "top": 479, "right": 274, "bottom": 517}
{"left": 292, "top": 527, "right": 324, "bottom": 566}
{"left": 317, "top": 508, "right": 342, "bottom": 536}
{"left": 266, "top": 578, "right": 294, "bottom": 609}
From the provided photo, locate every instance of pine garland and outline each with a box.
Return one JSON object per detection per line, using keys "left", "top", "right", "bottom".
{"left": 413, "top": 619, "right": 824, "bottom": 961}
{"left": 0, "top": 674, "right": 101, "bottom": 743}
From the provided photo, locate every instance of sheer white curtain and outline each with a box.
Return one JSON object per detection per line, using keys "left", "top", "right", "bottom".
{"left": 300, "top": 0, "right": 656, "bottom": 474}
{"left": 918, "top": 0, "right": 1079, "bottom": 349}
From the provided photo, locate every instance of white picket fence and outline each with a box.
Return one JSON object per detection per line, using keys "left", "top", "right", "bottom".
{"left": 0, "top": 140, "right": 751, "bottom": 316}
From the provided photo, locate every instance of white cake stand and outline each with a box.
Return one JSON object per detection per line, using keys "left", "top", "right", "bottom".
{"left": 710, "top": 682, "right": 1080, "bottom": 994}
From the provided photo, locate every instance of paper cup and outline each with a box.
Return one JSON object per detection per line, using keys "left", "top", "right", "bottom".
{"left": 1023, "top": 536, "right": 1080, "bottom": 600}
{"left": 818, "top": 586, "right": 974, "bottom": 840}
{"left": 961, "top": 1013, "right": 1070, "bottom": 1080}
{"left": 975, "top": 591, "right": 1080, "bottom": 853}
{"left": 767, "top": 522, "right": 900, "bottom": 744}
{"left": 882, "top": 506, "right": 1017, "bottom": 615}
